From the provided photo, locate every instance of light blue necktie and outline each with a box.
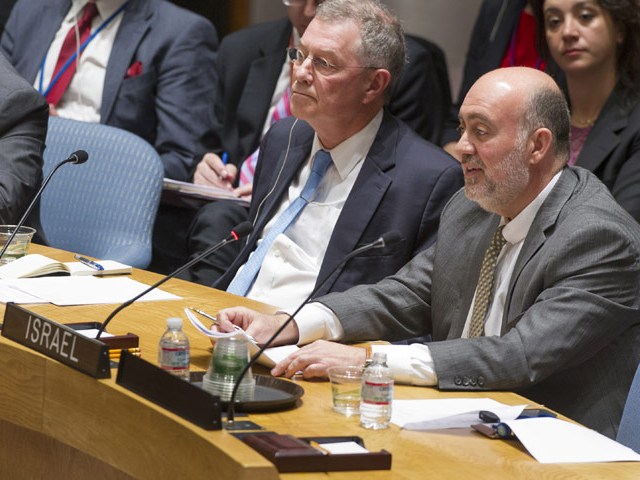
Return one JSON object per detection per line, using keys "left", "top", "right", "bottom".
{"left": 227, "top": 150, "right": 333, "bottom": 296}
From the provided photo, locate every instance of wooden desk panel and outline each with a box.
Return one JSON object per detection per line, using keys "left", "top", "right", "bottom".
{"left": 0, "top": 245, "right": 636, "bottom": 479}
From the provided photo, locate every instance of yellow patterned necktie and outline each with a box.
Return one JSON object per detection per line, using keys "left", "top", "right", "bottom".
{"left": 468, "top": 225, "right": 508, "bottom": 337}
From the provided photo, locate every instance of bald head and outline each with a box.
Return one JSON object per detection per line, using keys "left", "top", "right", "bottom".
{"left": 456, "top": 67, "right": 570, "bottom": 219}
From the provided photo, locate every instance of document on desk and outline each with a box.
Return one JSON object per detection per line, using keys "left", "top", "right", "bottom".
{"left": 504, "top": 417, "right": 640, "bottom": 463}
{"left": 5, "top": 277, "right": 180, "bottom": 305}
{"left": 0, "top": 280, "right": 46, "bottom": 304}
{"left": 391, "top": 398, "right": 527, "bottom": 430}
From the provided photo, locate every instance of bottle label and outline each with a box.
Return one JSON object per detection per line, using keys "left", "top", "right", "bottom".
{"left": 159, "top": 346, "right": 189, "bottom": 371}
{"left": 361, "top": 380, "right": 393, "bottom": 405}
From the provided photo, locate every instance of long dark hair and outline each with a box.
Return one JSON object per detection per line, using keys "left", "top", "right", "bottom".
{"left": 532, "top": 0, "right": 640, "bottom": 98}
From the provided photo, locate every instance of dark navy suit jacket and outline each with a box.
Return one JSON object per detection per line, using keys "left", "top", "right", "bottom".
{"left": 1, "top": 0, "right": 220, "bottom": 181}
{"left": 215, "top": 112, "right": 464, "bottom": 298}
{"left": 215, "top": 17, "right": 453, "bottom": 168}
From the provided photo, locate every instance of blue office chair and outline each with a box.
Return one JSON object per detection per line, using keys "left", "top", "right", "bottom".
{"left": 617, "top": 363, "right": 640, "bottom": 453}
{"left": 40, "top": 117, "right": 164, "bottom": 268}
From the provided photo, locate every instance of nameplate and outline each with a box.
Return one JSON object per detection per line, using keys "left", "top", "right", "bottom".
{"left": 1, "top": 302, "right": 110, "bottom": 379}
{"left": 117, "top": 351, "right": 222, "bottom": 430}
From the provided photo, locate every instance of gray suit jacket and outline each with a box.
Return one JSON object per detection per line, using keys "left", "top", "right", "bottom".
{"left": 0, "top": 52, "right": 47, "bottom": 224}
{"left": 1, "top": 0, "right": 220, "bottom": 181}
{"left": 321, "top": 167, "right": 640, "bottom": 438}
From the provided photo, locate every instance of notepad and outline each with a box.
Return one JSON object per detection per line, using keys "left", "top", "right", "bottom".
{"left": 0, "top": 254, "right": 132, "bottom": 279}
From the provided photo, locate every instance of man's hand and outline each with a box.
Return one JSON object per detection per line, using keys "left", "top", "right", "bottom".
{"left": 216, "top": 307, "right": 299, "bottom": 346}
{"left": 233, "top": 182, "right": 253, "bottom": 202}
{"left": 193, "top": 152, "right": 238, "bottom": 190}
{"left": 271, "top": 340, "right": 366, "bottom": 379}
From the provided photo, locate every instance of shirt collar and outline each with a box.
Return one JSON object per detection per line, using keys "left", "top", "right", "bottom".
{"left": 501, "top": 170, "right": 562, "bottom": 244}
{"left": 310, "top": 110, "right": 383, "bottom": 180}
{"left": 71, "top": 0, "right": 128, "bottom": 20}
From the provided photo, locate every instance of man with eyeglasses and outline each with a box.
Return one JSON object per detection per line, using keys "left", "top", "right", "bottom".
{"left": 165, "top": 0, "right": 456, "bottom": 286}
{"left": 203, "top": 0, "right": 462, "bottom": 312}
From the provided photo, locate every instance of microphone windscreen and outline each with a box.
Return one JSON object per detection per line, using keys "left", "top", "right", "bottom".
{"left": 70, "top": 150, "right": 89, "bottom": 164}
{"left": 232, "top": 221, "right": 253, "bottom": 238}
{"left": 381, "top": 230, "right": 403, "bottom": 247}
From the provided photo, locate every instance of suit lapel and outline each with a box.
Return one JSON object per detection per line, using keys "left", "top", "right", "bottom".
{"left": 251, "top": 142, "right": 310, "bottom": 241}
{"left": 502, "top": 168, "right": 578, "bottom": 331}
{"left": 314, "top": 112, "right": 396, "bottom": 295}
{"left": 576, "top": 87, "right": 628, "bottom": 172}
{"left": 101, "top": 0, "right": 150, "bottom": 122}
{"left": 24, "top": 2, "right": 70, "bottom": 83}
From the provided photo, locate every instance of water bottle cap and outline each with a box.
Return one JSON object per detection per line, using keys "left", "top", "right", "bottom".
{"left": 166, "top": 317, "right": 183, "bottom": 330}
{"left": 372, "top": 352, "right": 387, "bottom": 363}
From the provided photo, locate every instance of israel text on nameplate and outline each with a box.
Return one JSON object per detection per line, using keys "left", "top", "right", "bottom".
{"left": 1, "top": 302, "right": 110, "bottom": 378}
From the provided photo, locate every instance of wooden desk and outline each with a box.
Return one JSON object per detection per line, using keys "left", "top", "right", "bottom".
{"left": 0, "top": 245, "right": 637, "bottom": 479}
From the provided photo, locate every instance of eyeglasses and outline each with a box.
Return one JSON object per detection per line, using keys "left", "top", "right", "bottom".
{"left": 282, "top": 0, "right": 323, "bottom": 6}
{"left": 287, "top": 47, "right": 377, "bottom": 76}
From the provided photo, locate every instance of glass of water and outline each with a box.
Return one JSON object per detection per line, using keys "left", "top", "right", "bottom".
{"left": 327, "top": 365, "right": 363, "bottom": 417}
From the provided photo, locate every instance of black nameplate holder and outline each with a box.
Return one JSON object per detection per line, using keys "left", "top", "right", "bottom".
{"left": 116, "top": 351, "right": 222, "bottom": 430}
{"left": 1, "top": 302, "right": 110, "bottom": 378}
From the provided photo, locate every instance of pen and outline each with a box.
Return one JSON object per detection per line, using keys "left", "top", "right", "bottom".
{"left": 221, "top": 151, "right": 228, "bottom": 165}
{"left": 74, "top": 254, "right": 104, "bottom": 271}
{"left": 188, "top": 307, "right": 256, "bottom": 341}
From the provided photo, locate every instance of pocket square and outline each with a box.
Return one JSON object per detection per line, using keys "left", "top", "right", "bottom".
{"left": 125, "top": 60, "right": 143, "bottom": 78}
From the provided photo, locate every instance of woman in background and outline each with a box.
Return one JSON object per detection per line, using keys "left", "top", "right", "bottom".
{"left": 533, "top": 0, "right": 640, "bottom": 222}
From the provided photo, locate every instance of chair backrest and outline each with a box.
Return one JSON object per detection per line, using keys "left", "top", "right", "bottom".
{"left": 617, "top": 363, "right": 640, "bottom": 453}
{"left": 41, "top": 117, "right": 164, "bottom": 268}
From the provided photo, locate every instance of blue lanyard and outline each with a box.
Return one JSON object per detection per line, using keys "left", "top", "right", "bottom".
{"left": 38, "top": 1, "right": 129, "bottom": 97}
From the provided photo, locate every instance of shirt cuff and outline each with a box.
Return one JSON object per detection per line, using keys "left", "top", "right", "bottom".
{"left": 283, "top": 302, "right": 344, "bottom": 345}
{"left": 372, "top": 343, "right": 438, "bottom": 386}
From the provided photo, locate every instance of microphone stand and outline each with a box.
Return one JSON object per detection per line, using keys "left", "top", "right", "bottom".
{"left": 0, "top": 150, "right": 88, "bottom": 260}
{"left": 225, "top": 231, "right": 402, "bottom": 427}
{"left": 95, "top": 221, "right": 253, "bottom": 339}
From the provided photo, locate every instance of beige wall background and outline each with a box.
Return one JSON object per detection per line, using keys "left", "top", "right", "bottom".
{"left": 249, "top": 0, "right": 484, "bottom": 102}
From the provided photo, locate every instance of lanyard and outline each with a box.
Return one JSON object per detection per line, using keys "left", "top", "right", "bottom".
{"left": 38, "top": 1, "right": 129, "bottom": 97}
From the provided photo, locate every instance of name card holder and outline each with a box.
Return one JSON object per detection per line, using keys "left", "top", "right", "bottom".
{"left": 1, "top": 302, "right": 110, "bottom": 378}
{"left": 116, "top": 351, "right": 222, "bottom": 430}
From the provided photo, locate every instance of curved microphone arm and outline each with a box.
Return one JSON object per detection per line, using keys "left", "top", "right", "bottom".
{"left": 0, "top": 150, "right": 88, "bottom": 260}
{"left": 225, "top": 231, "right": 403, "bottom": 426}
{"left": 96, "top": 221, "right": 253, "bottom": 339}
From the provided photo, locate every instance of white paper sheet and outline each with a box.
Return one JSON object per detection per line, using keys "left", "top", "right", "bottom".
{"left": 184, "top": 307, "right": 299, "bottom": 367}
{"left": 504, "top": 417, "right": 640, "bottom": 463}
{"left": 0, "top": 280, "right": 45, "bottom": 304}
{"left": 6, "top": 277, "right": 180, "bottom": 306}
{"left": 391, "top": 398, "right": 527, "bottom": 430}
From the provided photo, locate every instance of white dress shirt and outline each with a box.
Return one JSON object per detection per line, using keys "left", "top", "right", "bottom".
{"left": 35, "top": 0, "right": 126, "bottom": 122}
{"left": 294, "top": 171, "right": 562, "bottom": 384}
{"left": 233, "top": 110, "right": 383, "bottom": 311}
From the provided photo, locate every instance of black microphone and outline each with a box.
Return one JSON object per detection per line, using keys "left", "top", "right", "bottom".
{"left": 225, "top": 230, "right": 403, "bottom": 426}
{"left": 0, "top": 150, "right": 89, "bottom": 260}
{"left": 95, "top": 221, "right": 253, "bottom": 339}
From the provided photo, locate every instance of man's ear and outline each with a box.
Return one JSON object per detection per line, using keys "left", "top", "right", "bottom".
{"left": 529, "top": 127, "right": 553, "bottom": 165}
{"left": 363, "top": 68, "right": 391, "bottom": 104}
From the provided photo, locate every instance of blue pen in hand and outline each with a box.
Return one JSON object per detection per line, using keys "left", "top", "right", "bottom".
{"left": 221, "top": 151, "right": 228, "bottom": 165}
{"left": 74, "top": 254, "right": 104, "bottom": 271}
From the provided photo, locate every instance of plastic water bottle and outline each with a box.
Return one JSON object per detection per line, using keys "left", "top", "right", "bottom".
{"left": 360, "top": 352, "right": 393, "bottom": 429}
{"left": 158, "top": 317, "right": 190, "bottom": 381}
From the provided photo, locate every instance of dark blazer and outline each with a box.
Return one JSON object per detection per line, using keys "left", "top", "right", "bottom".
{"left": 576, "top": 86, "right": 640, "bottom": 222}
{"left": 1, "top": 0, "right": 220, "bottom": 181}
{"left": 323, "top": 167, "right": 640, "bottom": 438}
{"left": 0, "top": 52, "right": 47, "bottom": 224}
{"left": 214, "top": 112, "right": 464, "bottom": 297}
{"left": 215, "top": 17, "right": 453, "bottom": 167}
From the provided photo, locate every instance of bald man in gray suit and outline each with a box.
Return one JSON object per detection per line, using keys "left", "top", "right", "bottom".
{"left": 216, "top": 67, "right": 640, "bottom": 440}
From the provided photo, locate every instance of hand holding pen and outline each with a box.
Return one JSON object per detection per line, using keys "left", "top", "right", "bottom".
{"left": 193, "top": 151, "right": 236, "bottom": 190}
